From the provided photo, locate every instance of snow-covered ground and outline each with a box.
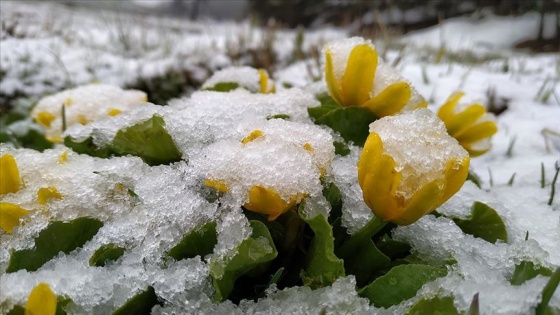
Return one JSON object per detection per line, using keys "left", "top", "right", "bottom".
{"left": 1, "top": 1, "right": 559, "bottom": 314}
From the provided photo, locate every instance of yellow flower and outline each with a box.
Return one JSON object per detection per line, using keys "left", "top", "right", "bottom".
{"left": 244, "top": 186, "right": 304, "bottom": 221}
{"left": 0, "top": 202, "right": 30, "bottom": 234}
{"left": 25, "top": 282, "right": 57, "bottom": 315}
{"left": 258, "top": 69, "right": 275, "bottom": 94}
{"left": 438, "top": 92, "right": 498, "bottom": 157}
{"left": 324, "top": 37, "right": 427, "bottom": 117}
{"left": 0, "top": 154, "right": 20, "bottom": 195}
{"left": 31, "top": 84, "right": 147, "bottom": 142}
{"left": 358, "top": 109, "right": 469, "bottom": 225}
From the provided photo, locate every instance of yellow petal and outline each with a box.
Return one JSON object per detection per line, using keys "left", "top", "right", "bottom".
{"left": 77, "top": 115, "right": 88, "bottom": 125}
{"left": 361, "top": 82, "right": 411, "bottom": 117}
{"left": 390, "top": 179, "right": 443, "bottom": 225}
{"left": 0, "top": 202, "right": 30, "bottom": 234}
{"left": 36, "top": 112, "right": 56, "bottom": 128}
{"left": 0, "top": 154, "right": 20, "bottom": 195}
{"left": 358, "top": 133, "right": 403, "bottom": 221}
{"left": 37, "top": 187, "right": 63, "bottom": 205}
{"left": 244, "top": 186, "right": 297, "bottom": 221}
{"left": 437, "top": 91, "right": 464, "bottom": 122}
{"left": 25, "top": 283, "right": 57, "bottom": 315}
{"left": 358, "top": 132, "right": 383, "bottom": 187}
{"left": 455, "top": 120, "right": 498, "bottom": 144}
{"left": 58, "top": 151, "right": 68, "bottom": 164}
{"left": 241, "top": 130, "right": 264, "bottom": 144}
{"left": 440, "top": 157, "right": 470, "bottom": 203}
{"left": 46, "top": 136, "right": 63, "bottom": 144}
{"left": 204, "top": 179, "right": 229, "bottom": 193}
{"left": 444, "top": 104, "right": 486, "bottom": 137}
{"left": 462, "top": 141, "right": 491, "bottom": 157}
{"left": 107, "top": 108, "right": 122, "bottom": 117}
{"left": 341, "top": 44, "right": 378, "bottom": 107}
{"left": 410, "top": 100, "right": 429, "bottom": 111}
{"left": 361, "top": 171, "right": 402, "bottom": 222}
{"left": 324, "top": 49, "right": 344, "bottom": 106}
{"left": 258, "top": 69, "right": 272, "bottom": 94}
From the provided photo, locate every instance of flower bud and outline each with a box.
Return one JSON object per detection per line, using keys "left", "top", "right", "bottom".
{"left": 358, "top": 109, "right": 469, "bottom": 225}
{"left": 323, "top": 37, "right": 426, "bottom": 117}
{"left": 31, "top": 84, "right": 147, "bottom": 142}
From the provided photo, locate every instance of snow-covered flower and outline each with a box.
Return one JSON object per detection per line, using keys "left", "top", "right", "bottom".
{"left": 438, "top": 92, "right": 498, "bottom": 157}
{"left": 202, "top": 66, "right": 275, "bottom": 94}
{"left": 323, "top": 37, "right": 426, "bottom": 117}
{"left": 205, "top": 178, "right": 304, "bottom": 221}
{"left": 31, "top": 84, "right": 147, "bottom": 143}
{"left": 358, "top": 109, "right": 469, "bottom": 225}
{"left": 202, "top": 122, "right": 332, "bottom": 221}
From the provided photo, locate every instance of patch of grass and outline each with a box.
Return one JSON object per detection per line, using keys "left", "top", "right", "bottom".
{"left": 126, "top": 69, "right": 199, "bottom": 105}
{"left": 506, "top": 136, "right": 517, "bottom": 157}
{"left": 548, "top": 162, "right": 559, "bottom": 206}
{"left": 535, "top": 77, "right": 558, "bottom": 104}
{"left": 507, "top": 173, "right": 516, "bottom": 186}
{"left": 486, "top": 86, "right": 509, "bottom": 116}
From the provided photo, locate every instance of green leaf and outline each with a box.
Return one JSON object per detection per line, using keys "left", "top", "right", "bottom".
{"left": 14, "top": 128, "right": 53, "bottom": 152}
{"left": 452, "top": 201, "right": 508, "bottom": 244}
{"left": 536, "top": 267, "right": 560, "bottom": 315}
{"left": 467, "top": 170, "right": 482, "bottom": 188}
{"left": 203, "top": 82, "right": 240, "bottom": 92}
{"left": 322, "top": 181, "right": 342, "bottom": 223}
{"left": 89, "top": 243, "right": 125, "bottom": 267}
{"left": 405, "top": 296, "right": 459, "bottom": 315}
{"left": 210, "top": 220, "right": 278, "bottom": 301}
{"left": 316, "top": 93, "right": 340, "bottom": 107}
{"left": 111, "top": 115, "right": 182, "bottom": 166}
{"left": 112, "top": 286, "right": 162, "bottom": 315}
{"left": 167, "top": 221, "right": 217, "bottom": 261}
{"left": 376, "top": 235, "right": 412, "bottom": 261}
{"left": 6, "top": 217, "right": 103, "bottom": 273}
{"left": 333, "top": 141, "right": 351, "bottom": 156}
{"left": 266, "top": 114, "right": 291, "bottom": 120}
{"left": 336, "top": 216, "right": 390, "bottom": 286}
{"left": 343, "top": 237, "right": 391, "bottom": 287}
{"left": 56, "top": 295, "right": 74, "bottom": 315}
{"left": 64, "top": 135, "right": 113, "bottom": 158}
{"left": 299, "top": 213, "right": 345, "bottom": 289}
{"left": 510, "top": 261, "right": 553, "bottom": 285}
{"left": 308, "top": 105, "right": 376, "bottom": 147}
{"left": 6, "top": 305, "right": 24, "bottom": 315}
{"left": 359, "top": 264, "right": 448, "bottom": 308}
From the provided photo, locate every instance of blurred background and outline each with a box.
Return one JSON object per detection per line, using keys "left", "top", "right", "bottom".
{"left": 51, "top": 0, "right": 560, "bottom": 51}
